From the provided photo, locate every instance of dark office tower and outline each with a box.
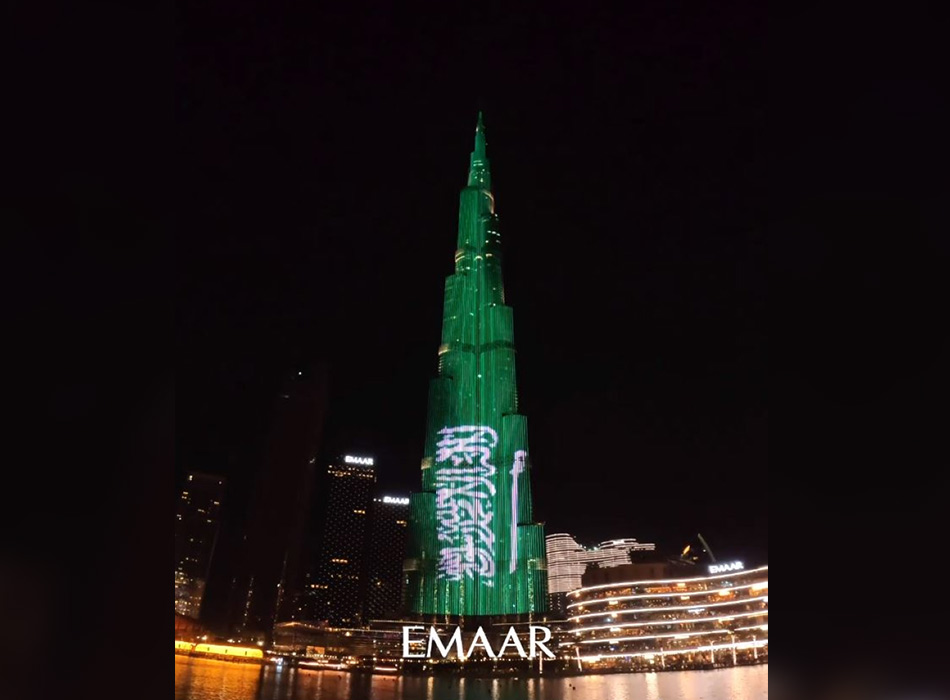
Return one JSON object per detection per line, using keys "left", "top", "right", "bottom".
{"left": 175, "top": 472, "right": 226, "bottom": 619}
{"left": 405, "top": 114, "right": 548, "bottom": 616}
{"left": 231, "top": 365, "right": 329, "bottom": 639}
{"left": 364, "top": 494, "right": 410, "bottom": 621}
{"left": 311, "top": 455, "right": 376, "bottom": 626}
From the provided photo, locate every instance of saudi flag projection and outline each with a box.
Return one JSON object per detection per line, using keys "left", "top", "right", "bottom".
{"left": 405, "top": 114, "right": 548, "bottom": 616}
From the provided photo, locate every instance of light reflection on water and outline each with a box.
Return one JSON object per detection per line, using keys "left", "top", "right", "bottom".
{"left": 175, "top": 656, "right": 768, "bottom": 700}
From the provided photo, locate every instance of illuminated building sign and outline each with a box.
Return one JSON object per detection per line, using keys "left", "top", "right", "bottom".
{"left": 708, "top": 561, "right": 745, "bottom": 574}
{"left": 382, "top": 496, "right": 409, "bottom": 505}
{"left": 404, "top": 114, "right": 547, "bottom": 616}
{"left": 344, "top": 455, "right": 374, "bottom": 466}
{"left": 401, "top": 625, "right": 554, "bottom": 660}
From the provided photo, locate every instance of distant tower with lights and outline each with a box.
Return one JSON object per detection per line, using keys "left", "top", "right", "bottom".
{"left": 404, "top": 114, "right": 548, "bottom": 616}
{"left": 545, "top": 534, "right": 657, "bottom": 615}
{"left": 229, "top": 365, "right": 328, "bottom": 639}
{"left": 174, "top": 472, "right": 225, "bottom": 619}
{"left": 364, "top": 494, "right": 411, "bottom": 620}
{"left": 310, "top": 455, "right": 377, "bottom": 626}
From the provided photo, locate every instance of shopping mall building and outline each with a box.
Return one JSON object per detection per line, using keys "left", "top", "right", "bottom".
{"left": 559, "top": 560, "right": 768, "bottom": 672}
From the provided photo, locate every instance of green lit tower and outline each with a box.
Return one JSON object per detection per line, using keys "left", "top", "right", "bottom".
{"left": 405, "top": 114, "right": 548, "bottom": 617}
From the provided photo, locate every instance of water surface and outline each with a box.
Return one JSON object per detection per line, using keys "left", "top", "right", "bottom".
{"left": 176, "top": 656, "right": 768, "bottom": 700}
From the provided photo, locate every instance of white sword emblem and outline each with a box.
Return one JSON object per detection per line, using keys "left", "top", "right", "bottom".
{"left": 510, "top": 450, "right": 526, "bottom": 574}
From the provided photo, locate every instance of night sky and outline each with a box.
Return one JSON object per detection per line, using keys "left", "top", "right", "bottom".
{"left": 177, "top": 4, "right": 767, "bottom": 580}
{"left": 5, "top": 2, "right": 948, "bottom": 694}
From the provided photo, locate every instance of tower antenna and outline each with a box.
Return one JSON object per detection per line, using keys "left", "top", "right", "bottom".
{"left": 697, "top": 533, "right": 717, "bottom": 562}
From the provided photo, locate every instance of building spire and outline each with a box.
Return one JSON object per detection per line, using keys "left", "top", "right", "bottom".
{"left": 406, "top": 106, "right": 548, "bottom": 618}
{"left": 468, "top": 111, "right": 491, "bottom": 188}
{"left": 474, "top": 111, "right": 486, "bottom": 157}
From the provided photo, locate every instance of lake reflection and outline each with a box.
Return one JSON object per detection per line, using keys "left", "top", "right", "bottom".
{"left": 175, "top": 656, "right": 768, "bottom": 700}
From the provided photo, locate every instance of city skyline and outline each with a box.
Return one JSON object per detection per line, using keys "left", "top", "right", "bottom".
{"left": 18, "top": 0, "right": 942, "bottom": 693}
{"left": 179, "top": 96, "right": 766, "bottom": 627}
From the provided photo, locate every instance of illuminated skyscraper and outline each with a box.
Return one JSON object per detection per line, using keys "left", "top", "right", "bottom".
{"left": 364, "top": 494, "right": 410, "bottom": 620}
{"left": 405, "top": 114, "right": 548, "bottom": 616}
{"left": 229, "top": 365, "right": 328, "bottom": 638}
{"left": 311, "top": 455, "right": 376, "bottom": 626}
{"left": 174, "top": 472, "right": 225, "bottom": 619}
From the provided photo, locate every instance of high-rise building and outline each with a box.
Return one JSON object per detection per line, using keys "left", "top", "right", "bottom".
{"left": 311, "top": 455, "right": 376, "bottom": 626}
{"left": 545, "top": 533, "right": 656, "bottom": 615}
{"left": 405, "top": 114, "right": 548, "bottom": 617}
{"left": 229, "top": 365, "right": 329, "bottom": 639}
{"left": 364, "top": 494, "right": 410, "bottom": 621}
{"left": 174, "top": 472, "right": 226, "bottom": 619}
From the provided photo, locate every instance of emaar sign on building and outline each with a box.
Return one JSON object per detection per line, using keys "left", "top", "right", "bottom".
{"left": 708, "top": 560, "right": 744, "bottom": 574}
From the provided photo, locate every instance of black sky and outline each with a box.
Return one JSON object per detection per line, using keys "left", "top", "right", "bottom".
{"left": 177, "top": 5, "right": 767, "bottom": 566}
{"left": 7, "top": 1, "right": 950, "bottom": 692}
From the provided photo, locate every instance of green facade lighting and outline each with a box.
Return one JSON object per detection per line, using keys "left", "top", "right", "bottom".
{"left": 406, "top": 114, "right": 548, "bottom": 616}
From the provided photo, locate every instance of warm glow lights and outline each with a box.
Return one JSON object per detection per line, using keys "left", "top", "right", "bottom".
{"left": 569, "top": 565, "right": 768, "bottom": 595}
{"left": 195, "top": 643, "right": 263, "bottom": 658}
{"left": 175, "top": 640, "right": 264, "bottom": 659}
{"left": 565, "top": 581, "right": 767, "bottom": 609}
{"left": 560, "top": 627, "right": 758, "bottom": 647}
{"left": 569, "top": 609, "right": 768, "bottom": 635}
{"left": 569, "top": 594, "right": 769, "bottom": 621}
{"left": 564, "top": 563, "right": 768, "bottom": 670}
{"left": 579, "top": 638, "right": 768, "bottom": 662}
